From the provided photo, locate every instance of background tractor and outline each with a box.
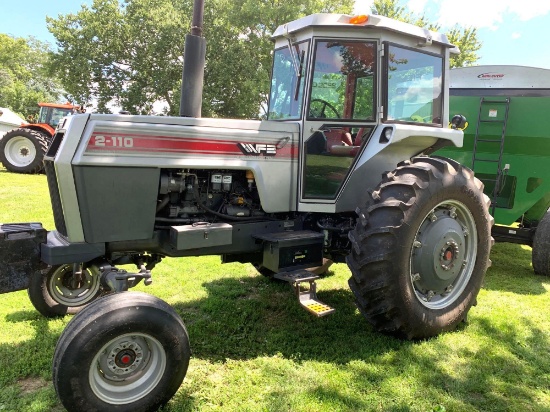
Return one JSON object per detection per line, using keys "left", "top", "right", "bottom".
{"left": 0, "top": 5, "right": 493, "bottom": 412}
{"left": 0, "top": 102, "right": 80, "bottom": 173}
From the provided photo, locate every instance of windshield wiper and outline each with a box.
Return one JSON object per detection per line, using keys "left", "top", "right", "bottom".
{"left": 285, "top": 37, "right": 305, "bottom": 101}
{"left": 294, "top": 50, "right": 305, "bottom": 101}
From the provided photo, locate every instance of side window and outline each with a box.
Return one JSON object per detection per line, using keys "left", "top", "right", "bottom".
{"left": 37, "top": 108, "right": 48, "bottom": 124}
{"left": 385, "top": 44, "right": 443, "bottom": 125}
{"left": 308, "top": 41, "right": 376, "bottom": 121}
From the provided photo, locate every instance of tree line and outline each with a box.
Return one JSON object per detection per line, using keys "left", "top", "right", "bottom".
{"left": 0, "top": 0, "right": 481, "bottom": 119}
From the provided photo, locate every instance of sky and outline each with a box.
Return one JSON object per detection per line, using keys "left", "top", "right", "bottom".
{"left": 354, "top": 0, "right": 550, "bottom": 69}
{"left": 2, "top": 0, "right": 550, "bottom": 69}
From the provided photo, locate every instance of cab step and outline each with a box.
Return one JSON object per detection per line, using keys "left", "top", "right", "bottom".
{"left": 273, "top": 269, "right": 335, "bottom": 317}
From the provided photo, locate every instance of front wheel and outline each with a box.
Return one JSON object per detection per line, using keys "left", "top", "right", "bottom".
{"left": 346, "top": 157, "right": 494, "bottom": 339}
{"left": 53, "top": 292, "right": 190, "bottom": 412}
{"left": 28, "top": 264, "right": 102, "bottom": 317}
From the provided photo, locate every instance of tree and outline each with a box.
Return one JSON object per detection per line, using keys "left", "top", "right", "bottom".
{"left": 47, "top": 0, "right": 191, "bottom": 115}
{"left": 446, "top": 26, "right": 482, "bottom": 68}
{"left": 204, "top": 0, "right": 354, "bottom": 118}
{"left": 371, "top": 0, "right": 481, "bottom": 68}
{"left": 47, "top": 0, "right": 354, "bottom": 117}
{"left": 0, "top": 34, "right": 65, "bottom": 119}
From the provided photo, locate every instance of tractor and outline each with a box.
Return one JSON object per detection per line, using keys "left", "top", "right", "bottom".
{"left": 0, "top": 6, "right": 493, "bottom": 412}
{"left": 0, "top": 102, "right": 80, "bottom": 173}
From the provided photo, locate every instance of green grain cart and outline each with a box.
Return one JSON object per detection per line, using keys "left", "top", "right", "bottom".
{"left": 437, "top": 65, "right": 550, "bottom": 275}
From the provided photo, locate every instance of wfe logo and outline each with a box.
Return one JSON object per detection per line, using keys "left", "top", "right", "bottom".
{"left": 238, "top": 143, "right": 277, "bottom": 156}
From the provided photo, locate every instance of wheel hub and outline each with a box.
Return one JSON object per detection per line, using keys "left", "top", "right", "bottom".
{"left": 48, "top": 264, "right": 101, "bottom": 306}
{"left": 440, "top": 240, "right": 460, "bottom": 271}
{"left": 104, "top": 339, "right": 145, "bottom": 379}
{"left": 90, "top": 332, "right": 167, "bottom": 405}
{"left": 115, "top": 349, "right": 137, "bottom": 368}
{"left": 5, "top": 136, "right": 36, "bottom": 167}
{"left": 412, "top": 210, "right": 466, "bottom": 294}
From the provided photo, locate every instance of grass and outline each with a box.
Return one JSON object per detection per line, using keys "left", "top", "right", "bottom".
{"left": 0, "top": 166, "right": 549, "bottom": 412}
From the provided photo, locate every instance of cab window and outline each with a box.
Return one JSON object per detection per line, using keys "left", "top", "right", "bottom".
{"left": 308, "top": 40, "right": 376, "bottom": 121}
{"left": 385, "top": 44, "right": 443, "bottom": 125}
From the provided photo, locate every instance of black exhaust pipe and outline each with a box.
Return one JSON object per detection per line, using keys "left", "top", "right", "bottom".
{"left": 179, "top": 0, "right": 206, "bottom": 118}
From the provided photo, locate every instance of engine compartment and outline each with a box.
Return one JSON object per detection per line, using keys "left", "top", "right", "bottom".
{"left": 155, "top": 169, "right": 267, "bottom": 226}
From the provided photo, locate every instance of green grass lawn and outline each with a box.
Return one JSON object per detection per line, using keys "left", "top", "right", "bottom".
{"left": 0, "top": 167, "right": 548, "bottom": 412}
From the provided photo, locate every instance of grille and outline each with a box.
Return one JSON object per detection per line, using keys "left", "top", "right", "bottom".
{"left": 44, "top": 160, "right": 68, "bottom": 237}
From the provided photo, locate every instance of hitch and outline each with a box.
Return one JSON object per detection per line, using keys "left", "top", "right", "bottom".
{"left": 100, "top": 264, "right": 152, "bottom": 292}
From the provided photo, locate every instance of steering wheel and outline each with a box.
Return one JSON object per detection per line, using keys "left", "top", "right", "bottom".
{"left": 410, "top": 114, "right": 432, "bottom": 123}
{"left": 309, "top": 99, "right": 340, "bottom": 119}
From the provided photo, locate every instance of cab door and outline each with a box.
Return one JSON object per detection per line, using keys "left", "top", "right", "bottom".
{"left": 300, "top": 39, "right": 378, "bottom": 210}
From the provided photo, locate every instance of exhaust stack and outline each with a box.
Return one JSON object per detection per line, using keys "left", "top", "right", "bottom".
{"left": 179, "top": 0, "right": 206, "bottom": 117}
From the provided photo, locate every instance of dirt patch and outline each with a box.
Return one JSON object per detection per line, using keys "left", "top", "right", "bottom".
{"left": 17, "top": 377, "right": 48, "bottom": 394}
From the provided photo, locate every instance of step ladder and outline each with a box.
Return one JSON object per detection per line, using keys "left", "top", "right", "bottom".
{"left": 274, "top": 269, "right": 335, "bottom": 317}
{"left": 471, "top": 97, "right": 511, "bottom": 215}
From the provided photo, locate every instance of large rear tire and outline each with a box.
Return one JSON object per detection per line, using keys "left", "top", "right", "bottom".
{"left": 0, "top": 128, "right": 50, "bottom": 173}
{"left": 347, "top": 156, "right": 494, "bottom": 339}
{"left": 28, "top": 264, "right": 103, "bottom": 317}
{"left": 53, "top": 292, "right": 190, "bottom": 412}
{"left": 532, "top": 209, "right": 550, "bottom": 276}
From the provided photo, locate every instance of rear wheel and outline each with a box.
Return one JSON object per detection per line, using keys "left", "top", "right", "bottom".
{"left": 53, "top": 292, "right": 190, "bottom": 412}
{"left": 347, "top": 157, "right": 494, "bottom": 339}
{"left": 0, "top": 128, "right": 50, "bottom": 173}
{"left": 28, "top": 264, "right": 102, "bottom": 317}
{"left": 532, "top": 209, "right": 550, "bottom": 276}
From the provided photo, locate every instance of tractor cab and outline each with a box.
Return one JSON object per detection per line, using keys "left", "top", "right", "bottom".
{"left": 33, "top": 102, "right": 80, "bottom": 130}
{"left": 268, "top": 14, "right": 458, "bottom": 208}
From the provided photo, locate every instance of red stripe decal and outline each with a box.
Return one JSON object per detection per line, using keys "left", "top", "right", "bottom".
{"left": 86, "top": 134, "right": 297, "bottom": 158}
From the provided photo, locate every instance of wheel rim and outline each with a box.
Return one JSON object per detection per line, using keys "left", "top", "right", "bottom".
{"left": 410, "top": 200, "right": 477, "bottom": 309}
{"left": 48, "top": 264, "right": 101, "bottom": 306}
{"left": 89, "top": 333, "right": 167, "bottom": 404}
{"left": 4, "top": 136, "right": 36, "bottom": 167}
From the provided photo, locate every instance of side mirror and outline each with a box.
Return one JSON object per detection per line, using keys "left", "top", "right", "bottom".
{"left": 450, "top": 114, "right": 468, "bottom": 130}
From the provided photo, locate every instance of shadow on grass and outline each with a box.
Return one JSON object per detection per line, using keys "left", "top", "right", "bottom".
{"left": 1, "top": 270, "right": 548, "bottom": 412}
{"left": 0, "top": 311, "right": 63, "bottom": 410}
{"left": 485, "top": 242, "right": 549, "bottom": 295}
{"left": 0, "top": 311, "right": 60, "bottom": 383}
{"left": 172, "top": 276, "right": 405, "bottom": 364}
{"left": 166, "top": 274, "right": 549, "bottom": 411}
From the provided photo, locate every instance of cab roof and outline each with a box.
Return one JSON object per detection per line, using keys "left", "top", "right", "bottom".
{"left": 38, "top": 102, "right": 79, "bottom": 109}
{"left": 272, "top": 13, "right": 456, "bottom": 50}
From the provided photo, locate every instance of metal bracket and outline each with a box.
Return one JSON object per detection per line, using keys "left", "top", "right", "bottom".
{"left": 100, "top": 264, "right": 152, "bottom": 292}
{"left": 273, "top": 270, "right": 335, "bottom": 317}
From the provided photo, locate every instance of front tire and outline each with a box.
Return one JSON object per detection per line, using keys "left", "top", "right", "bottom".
{"left": 532, "top": 209, "right": 550, "bottom": 276}
{"left": 53, "top": 292, "right": 190, "bottom": 412}
{"left": 347, "top": 157, "right": 493, "bottom": 339}
{"left": 28, "top": 264, "right": 102, "bottom": 317}
{"left": 0, "top": 128, "right": 50, "bottom": 173}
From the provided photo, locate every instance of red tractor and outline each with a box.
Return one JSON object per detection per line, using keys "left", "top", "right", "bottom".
{"left": 0, "top": 102, "right": 80, "bottom": 173}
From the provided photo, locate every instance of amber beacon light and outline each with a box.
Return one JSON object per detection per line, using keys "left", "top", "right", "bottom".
{"left": 349, "top": 14, "right": 369, "bottom": 24}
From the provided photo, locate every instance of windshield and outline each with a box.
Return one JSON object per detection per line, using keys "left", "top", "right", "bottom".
{"left": 385, "top": 44, "right": 443, "bottom": 125}
{"left": 267, "top": 41, "right": 309, "bottom": 120}
{"left": 37, "top": 107, "right": 74, "bottom": 127}
{"left": 49, "top": 108, "right": 72, "bottom": 127}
